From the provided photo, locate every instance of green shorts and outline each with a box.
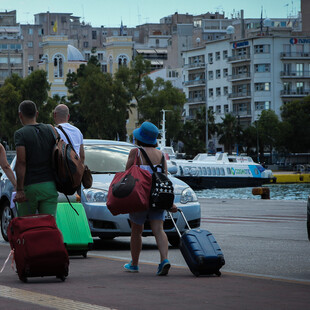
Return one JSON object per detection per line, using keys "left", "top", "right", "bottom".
{"left": 17, "top": 181, "right": 58, "bottom": 217}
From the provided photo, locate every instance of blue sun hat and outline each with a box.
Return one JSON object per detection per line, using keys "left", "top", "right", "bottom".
{"left": 133, "top": 121, "right": 159, "bottom": 145}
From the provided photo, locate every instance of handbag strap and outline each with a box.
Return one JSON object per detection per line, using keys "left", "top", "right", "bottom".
{"left": 57, "top": 125, "right": 73, "bottom": 147}
{"left": 138, "top": 147, "right": 165, "bottom": 173}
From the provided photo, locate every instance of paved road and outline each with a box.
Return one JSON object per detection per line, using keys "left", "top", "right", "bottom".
{"left": 0, "top": 198, "right": 309, "bottom": 309}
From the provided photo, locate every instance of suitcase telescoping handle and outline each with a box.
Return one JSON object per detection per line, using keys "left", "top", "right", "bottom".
{"left": 167, "top": 209, "right": 192, "bottom": 238}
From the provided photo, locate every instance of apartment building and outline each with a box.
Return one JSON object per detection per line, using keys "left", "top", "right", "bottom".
{"left": 182, "top": 14, "right": 308, "bottom": 128}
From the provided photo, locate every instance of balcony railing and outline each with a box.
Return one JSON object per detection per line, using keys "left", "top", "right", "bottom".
{"left": 280, "top": 52, "right": 310, "bottom": 58}
{"left": 184, "top": 79, "right": 206, "bottom": 86}
{"left": 187, "top": 97, "right": 206, "bottom": 103}
{"left": 280, "top": 89, "right": 310, "bottom": 96}
{"left": 280, "top": 71, "right": 310, "bottom": 78}
{"left": 227, "top": 54, "right": 251, "bottom": 62}
{"left": 228, "top": 91, "right": 251, "bottom": 99}
{"left": 227, "top": 72, "right": 251, "bottom": 81}
{"left": 184, "top": 62, "right": 206, "bottom": 69}
{"left": 231, "top": 111, "right": 252, "bottom": 117}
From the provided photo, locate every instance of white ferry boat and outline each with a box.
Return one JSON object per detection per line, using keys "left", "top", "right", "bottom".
{"left": 170, "top": 152, "right": 276, "bottom": 189}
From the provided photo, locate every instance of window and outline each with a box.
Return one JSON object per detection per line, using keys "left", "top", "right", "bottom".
{"left": 27, "top": 42, "right": 33, "bottom": 48}
{"left": 28, "top": 55, "right": 34, "bottom": 61}
{"left": 216, "top": 105, "right": 221, "bottom": 113}
{"left": 255, "top": 82, "right": 271, "bottom": 91}
{"left": 224, "top": 104, "right": 229, "bottom": 113}
{"left": 216, "top": 87, "right": 221, "bottom": 96}
{"left": 223, "top": 68, "right": 228, "bottom": 77}
{"left": 254, "top": 45, "right": 270, "bottom": 53}
{"left": 83, "top": 42, "right": 89, "bottom": 48}
{"left": 215, "top": 51, "right": 220, "bottom": 60}
{"left": 255, "top": 101, "right": 271, "bottom": 110}
{"left": 296, "top": 82, "right": 304, "bottom": 94}
{"left": 208, "top": 71, "right": 213, "bottom": 80}
{"left": 254, "top": 64, "right": 270, "bottom": 72}
{"left": 216, "top": 69, "right": 221, "bottom": 79}
{"left": 223, "top": 86, "right": 228, "bottom": 95}
{"left": 53, "top": 54, "right": 63, "bottom": 78}
{"left": 209, "top": 106, "right": 214, "bottom": 113}
{"left": 97, "top": 53, "right": 104, "bottom": 61}
{"left": 28, "top": 28, "right": 33, "bottom": 35}
{"left": 102, "top": 64, "right": 107, "bottom": 72}
{"left": 92, "top": 31, "right": 97, "bottom": 40}
{"left": 296, "top": 63, "right": 304, "bottom": 76}
{"left": 223, "top": 50, "right": 228, "bottom": 59}
{"left": 118, "top": 55, "right": 128, "bottom": 68}
{"left": 208, "top": 53, "right": 213, "bottom": 63}
{"left": 209, "top": 88, "right": 213, "bottom": 97}
{"left": 85, "top": 53, "right": 90, "bottom": 61}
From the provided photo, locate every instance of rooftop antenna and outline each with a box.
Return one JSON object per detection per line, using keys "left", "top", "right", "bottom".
{"left": 137, "top": 6, "right": 141, "bottom": 25}
{"left": 81, "top": 4, "right": 85, "bottom": 24}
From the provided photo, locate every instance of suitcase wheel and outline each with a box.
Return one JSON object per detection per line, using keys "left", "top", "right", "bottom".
{"left": 19, "top": 276, "right": 28, "bottom": 283}
{"left": 57, "top": 275, "right": 67, "bottom": 282}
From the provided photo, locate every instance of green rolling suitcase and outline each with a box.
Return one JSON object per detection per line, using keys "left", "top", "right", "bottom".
{"left": 56, "top": 203, "right": 93, "bottom": 258}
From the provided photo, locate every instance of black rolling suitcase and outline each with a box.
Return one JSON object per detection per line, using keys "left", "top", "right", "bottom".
{"left": 168, "top": 209, "right": 225, "bottom": 277}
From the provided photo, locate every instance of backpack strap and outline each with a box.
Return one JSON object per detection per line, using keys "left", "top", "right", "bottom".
{"left": 57, "top": 125, "right": 73, "bottom": 147}
{"left": 49, "top": 124, "right": 60, "bottom": 141}
{"left": 138, "top": 147, "right": 165, "bottom": 173}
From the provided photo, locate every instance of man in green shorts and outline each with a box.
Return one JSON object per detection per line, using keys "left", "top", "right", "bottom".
{"left": 14, "top": 100, "right": 58, "bottom": 216}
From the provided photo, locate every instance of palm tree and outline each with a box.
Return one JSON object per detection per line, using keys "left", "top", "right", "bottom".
{"left": 217, "top": 113, "right": 238, "bottom": 154}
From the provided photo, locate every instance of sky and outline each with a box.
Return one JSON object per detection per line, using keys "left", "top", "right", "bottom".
{"left": 3, "top": 0, "right": 301, "bottom": 28}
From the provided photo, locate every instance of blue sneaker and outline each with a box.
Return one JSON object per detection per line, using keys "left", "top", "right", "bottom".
{"left": 123, "top": 262, "right": 139, "bottom": 273}
{"left": 157, "top": 259, "right": 171, "bottom": 276}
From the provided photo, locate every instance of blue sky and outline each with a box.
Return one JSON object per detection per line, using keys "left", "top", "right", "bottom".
{"left": 3, "top": 0, "right": 301, "bottom": 28}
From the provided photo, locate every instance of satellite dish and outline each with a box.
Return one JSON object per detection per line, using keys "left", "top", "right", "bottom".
{"left": 263, "top": 18, "right": 272, "bottom": 27}
{"left": 226, "top": 25, "right": 235, "bottom": 34}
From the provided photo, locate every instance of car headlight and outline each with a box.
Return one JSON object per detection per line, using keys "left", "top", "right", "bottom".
{"left": 180, "top": 187, "right": 198, "bottom": 204}
{"left": 83, "top": 188, "right": 108, "bottom": 203}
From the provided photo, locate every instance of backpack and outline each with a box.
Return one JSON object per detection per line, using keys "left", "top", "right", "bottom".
{"left": 139, "top": 147, "right": 174, "bottom": 210}
{"left": 49, "top": 125, "right": 85, "bottom": 197}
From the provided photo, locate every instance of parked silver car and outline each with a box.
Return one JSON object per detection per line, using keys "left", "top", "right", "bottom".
{"left": 0, "top": 140, "right": 201, "bottom": 246}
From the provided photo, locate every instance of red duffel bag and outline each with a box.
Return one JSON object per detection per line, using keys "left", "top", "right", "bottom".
{"left": 107, "top": 151, "right": 152, "bottom": 215}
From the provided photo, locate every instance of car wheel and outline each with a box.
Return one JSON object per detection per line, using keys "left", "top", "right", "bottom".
{"left": 168, "top": 235, "right": 180, "bottom": 247}
{"left": 1, "top": 201, "right": 13, "bottom": 242}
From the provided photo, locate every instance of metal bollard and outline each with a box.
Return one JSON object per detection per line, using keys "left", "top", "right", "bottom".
{"left": 252, "top": 187, "right": 270, "bottom": 199}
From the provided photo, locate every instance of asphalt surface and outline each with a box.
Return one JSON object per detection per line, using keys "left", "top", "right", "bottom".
{"left": 0, "top": 198, "right": 310, "bottom": 310}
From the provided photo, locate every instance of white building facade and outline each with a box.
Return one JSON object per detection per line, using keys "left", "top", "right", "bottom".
{"left": 183, "top": 33, "right": 310, "bottom": 128}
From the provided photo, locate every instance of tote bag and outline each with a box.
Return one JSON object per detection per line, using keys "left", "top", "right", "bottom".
{"left": 107, "top": 150, "right": 152, "bottom": 216}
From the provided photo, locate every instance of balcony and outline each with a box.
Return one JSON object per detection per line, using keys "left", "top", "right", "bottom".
{"left": 280, "top": 89, "right": 310, "bottom": 97}
{"left": 228, "top": 91, "right": 251, "bottom": 100}
{"left": 227, "top": 54, "right": 251, "bottom": 63}
{"left": 227, "top": 72, "right": 251, "bottom": 82}
{"left": 232, "top": 111, "right": 252, "bottom": 118}
{"left": 187, "top": 97, "right": 206, "bottom": 103}
{"left": 280, "top": 71, "right": 310, "bottom": 78}
{"left": 184, "top": 62, "right": 206, "bottom": 70}
{"left": 184, "top": 79, "right": 206, "bottom": 87}
{"left": 280, "top": 52, "right": 310, "bottom": 59}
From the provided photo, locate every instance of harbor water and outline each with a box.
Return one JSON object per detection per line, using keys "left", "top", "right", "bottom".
{"left": 195, "top": 183, "right": 310, "bottom": 201}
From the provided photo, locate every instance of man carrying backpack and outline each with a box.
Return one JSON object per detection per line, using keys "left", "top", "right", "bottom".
{"left": 14, "top": 100, "right": 58, "bottom": 216}
{"left": 53, "top": 104, "right": 85, "bottom": 163}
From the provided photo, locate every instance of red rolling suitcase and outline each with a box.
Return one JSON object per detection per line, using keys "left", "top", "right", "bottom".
{"left": 168, "top": 210, "right": 225, "bottom": 277}
{"left": 7, "top": 214, "right": 69, "bottom": 282}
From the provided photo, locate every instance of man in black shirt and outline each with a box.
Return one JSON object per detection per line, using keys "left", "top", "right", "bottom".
{"left": 14, "top": 100, "right": 58, "bottom": 216}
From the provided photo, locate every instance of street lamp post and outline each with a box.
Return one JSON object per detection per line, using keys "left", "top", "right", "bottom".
{"left": 256, "top": 121, "right": 260, "bottom": 163}
{"left": 161, "top": 109, "right": 172, "bottom": 147}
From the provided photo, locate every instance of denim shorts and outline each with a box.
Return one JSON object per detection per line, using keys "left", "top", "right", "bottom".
{"left": 129, "top": 208, "right": 166, "bottom": 225}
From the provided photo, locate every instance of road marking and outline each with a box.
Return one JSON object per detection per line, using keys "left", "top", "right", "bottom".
{"left": 0, "top": 285, "right": 116, "bottom": 310}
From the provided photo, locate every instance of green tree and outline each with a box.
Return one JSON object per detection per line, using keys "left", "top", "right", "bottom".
{"left": 256, "top": 110, "right": 280, "bottom": 160}
{"left": 217, "top": 113, "right": 239, "bottom": 154}
{"left": 0, "top": 82, "right": 22, "bottom": 146}
{"left": 280, "top": 96, "right": 310, "bottom": 152}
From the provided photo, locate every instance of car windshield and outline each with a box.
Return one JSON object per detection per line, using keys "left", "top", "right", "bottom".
{"left": 84, "top": 144, "right": 134, "bottom": 173}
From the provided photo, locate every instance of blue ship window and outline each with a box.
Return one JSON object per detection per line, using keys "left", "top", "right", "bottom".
{"left": 216, "top": 168, "right": 220, "bottom": 175}
{"left": 211, "top": 167, "right": 216, "bottom": 175}
{"left": 207, "top": 167, "right": 211, "bottom": 175}
{"left": 220, "top": 168, "right": 225, "bottom": 175}
{"left": 226, "top": 167, "right": 231, "bottom": 175}
{"left": 202, "top": 167, "right": 207, "bottom": 175}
